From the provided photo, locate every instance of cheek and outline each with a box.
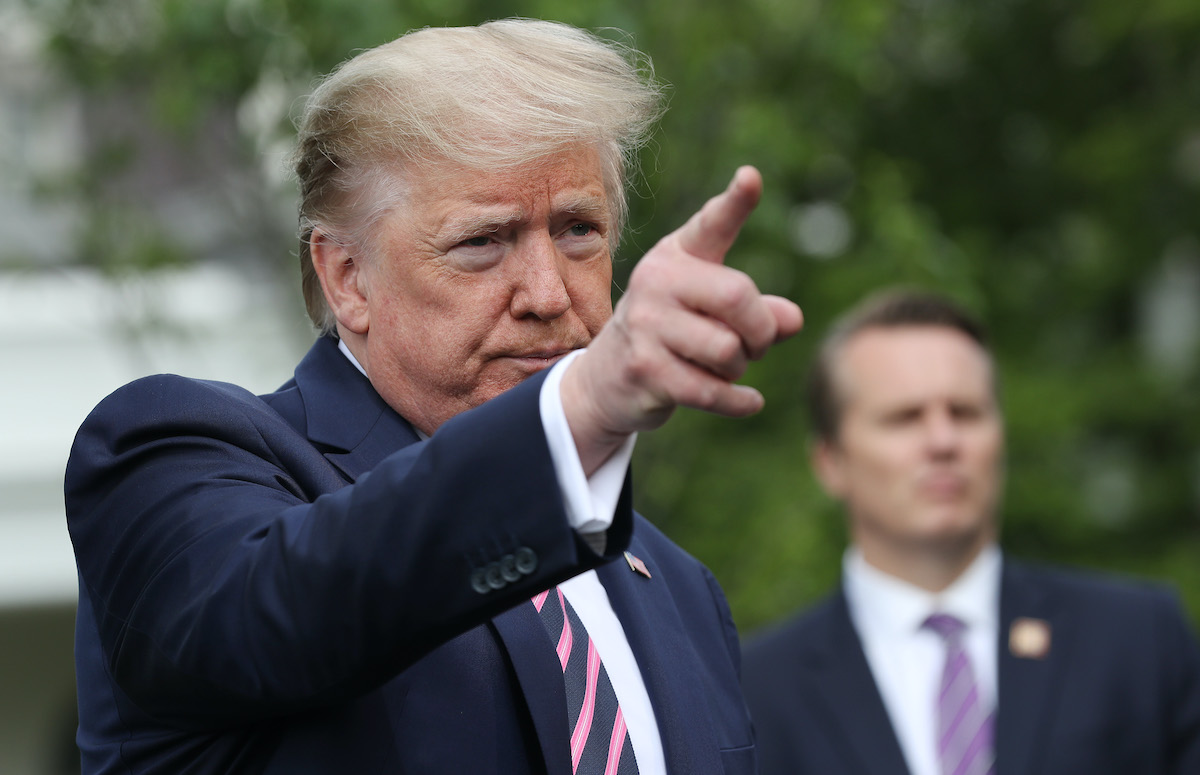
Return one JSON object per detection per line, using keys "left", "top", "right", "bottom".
{"left": 853, "top": 448, "right": 921, "bottom": 503}
{"left": 831, "top": 450, "right": 889, "bottom": 495}
{"left": 847, "top": 437, "right": 909, "bottom": 477}
{"left": 969, "top": 431, "right": 1005, "bottom": 473}
{"left": 568, "top": 260, "right": 613, "bottom": 331}
{"left": 378, "top": 266, "right": 506, "bottom": 332}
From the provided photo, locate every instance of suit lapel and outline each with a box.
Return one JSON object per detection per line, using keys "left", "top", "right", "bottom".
{"left": 491, "top": 604, "right": 575, "bottom": 775}
{"left": 596, "top": 534, "right": 724, "bottom": 774}
{"left": 995, "top": 562, "right": 1064, "bottom": 775}
{"left": 291, "top": 337, "right": 586, "bottom": 774}
{"left": 808, "top": 592, "right": 912, "bottom": 775}
{"left": 292, "top": 337, "right": 420, "bottom": 481}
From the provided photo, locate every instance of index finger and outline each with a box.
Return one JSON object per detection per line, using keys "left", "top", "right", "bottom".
{"left": 673, "top": 166, "right": 763, "bottom": 264}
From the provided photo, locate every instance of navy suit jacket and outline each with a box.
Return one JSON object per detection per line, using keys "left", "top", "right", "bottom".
{"left": 65, "top": 336, "right": 755, "bottom": 774}
{"left": 741, "top": 560, "right": 1200, "bottom": 775}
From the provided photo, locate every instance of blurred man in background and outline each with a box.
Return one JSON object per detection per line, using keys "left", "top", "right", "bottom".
{"left": 65, "top": 19, "right": 801, "bottom": 774}
{"left": 742, "top": 288, "right": 1200, "bottom": 775}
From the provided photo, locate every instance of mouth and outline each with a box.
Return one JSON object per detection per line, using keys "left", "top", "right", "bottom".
{"left": 503, "top": 347, "right": 579, "bottom": 371}
{"left": 919, "top": 474, "right": 968, "bottom": 501}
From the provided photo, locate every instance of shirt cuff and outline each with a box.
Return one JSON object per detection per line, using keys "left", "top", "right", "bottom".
{"left": 539, "top": 350, "right": 636, "bottom": 536}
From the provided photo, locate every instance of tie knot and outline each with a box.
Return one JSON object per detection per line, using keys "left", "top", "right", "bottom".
{"left": 923, "top": 612, "right": 966, "bottom": 640}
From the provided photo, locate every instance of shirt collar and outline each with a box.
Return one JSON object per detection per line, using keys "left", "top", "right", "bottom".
{"left": 336, "top": 338, "right": 430, "bottom": 441}
{"left": 844, "top": 544, "right": 1002, "bottom": 638}
{"left": 337, "top": 338, "right": 368, "bottom": 376}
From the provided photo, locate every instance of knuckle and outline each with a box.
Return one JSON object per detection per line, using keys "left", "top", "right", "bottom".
{"left": 629, "top": 252, "right": 673, "bottom": 286}
{"left": 710, "top": 330, "right": 744, "bottom": 365}
{"left": 621, "top": 340, "right": 659, "bottom": 385}
{"left": 691, "top": 379, "right": 725, "bottom": 409}
{"left": 714, "top": 270, "right": 757, "bottom": 310}
{"left": 622, "top": 299, "right": 660, "bottom": 332}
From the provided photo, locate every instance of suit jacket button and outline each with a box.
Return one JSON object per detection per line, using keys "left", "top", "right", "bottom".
{"left": 470, "top": 568, "right": 490, "bottom": 595}
{"left": 485, "top": 562, "right": 506, "bottom": 590}
{"left": 500, "top": 554, "right": 521, "bottom": 583}
{"left": 514, "top": 547, "right": 537, "bottom": 575}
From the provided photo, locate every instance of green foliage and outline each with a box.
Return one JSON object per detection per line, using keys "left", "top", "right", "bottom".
{"left": 25, "top": 0, "right": 1200, "bottom": 630}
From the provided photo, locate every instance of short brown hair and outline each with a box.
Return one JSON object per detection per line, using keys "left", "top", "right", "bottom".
{"left": 808, "top": 289, "right": 990, "bottom": 442}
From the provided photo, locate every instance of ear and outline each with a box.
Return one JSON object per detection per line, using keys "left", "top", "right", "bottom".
{"left": 811, "top": 438, "right": 848, "bottom": 498}
{"left": 309, "top": 227, "right": 369, "bottom": 335}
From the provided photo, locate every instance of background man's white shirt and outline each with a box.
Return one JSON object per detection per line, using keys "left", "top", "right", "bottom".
{"left": 844, "top": 545, "right": 1001, "bottom": 775}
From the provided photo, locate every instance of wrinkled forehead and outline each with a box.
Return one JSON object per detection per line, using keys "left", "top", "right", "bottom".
{"left": 413, "top": 145, "right": 606, "bottom": 190}
{"left": 339, "top": 144, "right": 615, "bottom": 253}
{"left": 833, "top": 325, "right": 997, "bottom": 411}
{"left": 346, "top": 148, "right": 615, "bottom": 265}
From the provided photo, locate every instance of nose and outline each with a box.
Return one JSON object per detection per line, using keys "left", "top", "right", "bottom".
{"left": 509, "top": 234, "right": 572, "bottom": 321}
{"left": 925, "top": 408, "right": 962, "bottom": 456}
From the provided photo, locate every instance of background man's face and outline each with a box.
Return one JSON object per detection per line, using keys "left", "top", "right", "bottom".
{"left": 357, "top": 147, "right": 615, "bottom": 434}
{"left": 815, "top": 325, "right": 1004, "bottom": 564}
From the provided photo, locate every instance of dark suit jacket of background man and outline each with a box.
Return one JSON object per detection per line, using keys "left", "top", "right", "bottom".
{"left": 741, "top": 559, "right": 1200, "bottom": 775}
{"left": 65, "top": 335, "right": 756, "bottom": 774}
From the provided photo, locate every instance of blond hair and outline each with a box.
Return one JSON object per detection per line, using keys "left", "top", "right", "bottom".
{"left": 293, "top": 19, "right": 665, "bottom": 331}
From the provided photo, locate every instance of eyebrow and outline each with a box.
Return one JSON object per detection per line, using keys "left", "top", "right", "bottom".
{"left": 441, "top": 212, "right": 523, "bottom": 244}
{"left": 553, "top": 194, "right": 610, "bottom": 222}
{"left": 440, "top": 194, "right": 610, "bottom": 243}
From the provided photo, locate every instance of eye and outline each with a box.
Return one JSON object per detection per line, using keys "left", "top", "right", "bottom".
{"left": 950, "top": 402, "right": 986, "bottom": 421}
{"left": 568, "top": 223, "right": 595, "bottom": 237}
{"left": 445, "top": 232, "right": 504, "bottom": 272}
{"left": 882, "top": 407, "right": 922, "bottom": 426}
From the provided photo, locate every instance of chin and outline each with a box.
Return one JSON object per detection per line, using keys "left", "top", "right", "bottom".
{"left": 922, "top": 522, "right": 988, "bottom": 553}
{"left": 467, "top": 376, "right": 529, "bottom": 407}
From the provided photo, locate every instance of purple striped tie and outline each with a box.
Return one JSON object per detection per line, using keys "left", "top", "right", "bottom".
{"left": 533, "top": 588, "right": 639, "bottom": 775}
{"left": 924, "top": 613, "right": 995, "bottom": 775}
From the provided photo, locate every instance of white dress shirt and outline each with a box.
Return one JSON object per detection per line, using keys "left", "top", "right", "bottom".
{"left": 843, "top": 545, "right": 1001, "bottom": 775}
{"left": 337, "top": 342, "right": 666, "bottom": 774}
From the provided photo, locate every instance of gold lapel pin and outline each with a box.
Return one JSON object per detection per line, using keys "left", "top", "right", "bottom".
{"left": 1009, "top": 617, "right": 1052, "bottom": 660}
{"left": 624, "top": 551, "right": 652, "bottom": 579}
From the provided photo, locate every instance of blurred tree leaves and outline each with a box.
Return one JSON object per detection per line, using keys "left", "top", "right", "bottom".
{"left": 21, "top": 0, "right": 1200, "bottom": 630}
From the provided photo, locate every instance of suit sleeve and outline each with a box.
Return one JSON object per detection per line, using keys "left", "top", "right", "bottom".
{"left": 1161, "top": 591, "right": 1200, "bottom": 774}
{"left": 65, "top": 373, "right": 632, "bottom": 726}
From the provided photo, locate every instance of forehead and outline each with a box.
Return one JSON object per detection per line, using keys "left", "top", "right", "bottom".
{"left": 835, "top": 325, "right": 994, "bottom": 409}
{"left": 404, "top": 148, "right": 610, "bottom": 217}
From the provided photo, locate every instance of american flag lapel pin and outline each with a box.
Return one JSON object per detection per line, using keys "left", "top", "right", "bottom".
{"left": 624, "top": 551, "right": 651, "bottom": 579}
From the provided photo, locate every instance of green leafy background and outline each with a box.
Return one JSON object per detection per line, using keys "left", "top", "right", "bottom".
{"left": 20, "top": 0, "right": 1200, "bottom": 633}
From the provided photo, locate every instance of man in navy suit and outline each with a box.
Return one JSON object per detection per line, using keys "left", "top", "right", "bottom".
{"left": 742, "top": 289, "right": 1200, "bottom": 775}
{"left": 64, "top": 20, "right": 802, "bottom": 774}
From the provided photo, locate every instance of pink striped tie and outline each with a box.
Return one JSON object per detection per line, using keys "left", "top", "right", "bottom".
{"left": 924, "top": 613, "right": 996, "bottom": 775}
{"left": 532, "top": 588, "right": 639, "bottom": 775}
